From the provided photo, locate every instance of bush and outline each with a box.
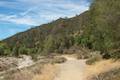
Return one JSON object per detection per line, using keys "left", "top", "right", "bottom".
{"left": 110, "top": 52, "right": 120, "bottom": 59}
{"left": 86, "top": 52, "right": 102, "bottom": 65}
{"left": 0, "top": 42, "right": 11, "bottom": 56}
{"left": 31, "top": 54, "right": 38, "bottom": 61}
{"left": 19, "top": 47, "right": 28, "bottom": 55}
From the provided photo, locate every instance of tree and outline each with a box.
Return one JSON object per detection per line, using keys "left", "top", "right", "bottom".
{"left": 12, "top": 46, "right": 19, "bottom": 57}
{"left": 19, "top": 46, "right": 28, "bottom": 55}
{"left": 0, "top": 42, "right": 10, "bottom": 56}
{"left": 43, "top": 35, "right": 55, "bottom": 55}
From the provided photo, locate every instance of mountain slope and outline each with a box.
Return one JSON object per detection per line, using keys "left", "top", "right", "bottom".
{"left": 3, "top": 11, "right": 90, "bottom": 55}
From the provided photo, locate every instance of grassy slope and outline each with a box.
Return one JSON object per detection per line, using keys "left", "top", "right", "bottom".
{"left": 85, "top": 60, "right": 120, "bottom": 80}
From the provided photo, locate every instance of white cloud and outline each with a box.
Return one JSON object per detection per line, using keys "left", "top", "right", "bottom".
{"left": 20, "top": 7, "right": 37, "bottom": 16}
{"left": 0, "top": 0, "right": 90, "bottom": 26}
{"left": 0, "top": 1, "right": 25, "bottom": 10}
{"left": 0, "top": 14, "right": 39, "bottom": 25}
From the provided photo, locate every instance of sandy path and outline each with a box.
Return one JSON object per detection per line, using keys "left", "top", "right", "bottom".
{"left": 54, "top": 56, "right": 86, "bottom": 80}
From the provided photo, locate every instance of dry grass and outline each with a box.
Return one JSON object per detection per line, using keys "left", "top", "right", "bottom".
{"left": 4, "top": 63, "right": 42, "bottom": 80}
{"left": 84, "top": 59, "right": 120, "bottom": 80}
{"left": 32, "top": 64, "right": 58, "bottom": 80}
{"left": 10, "top": 70, "right": 34, "bottom": 80}
{"left": 3, "top": 63, "right": 57, "bottom": 80}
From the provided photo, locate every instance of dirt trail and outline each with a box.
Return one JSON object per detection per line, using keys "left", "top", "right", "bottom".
{"left": 54, "top": 55, "right": 87, "bottom": 80}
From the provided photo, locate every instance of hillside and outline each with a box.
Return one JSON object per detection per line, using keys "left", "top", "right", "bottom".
{"left": 3, "top": 11, "right": 90, "bottom": 56}
{"left": 81, "top": 0, "right": 120, "bottom": 59}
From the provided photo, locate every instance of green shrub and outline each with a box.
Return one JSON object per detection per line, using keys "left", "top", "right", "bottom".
{"left": 0, "top": 42, "right": 11, "bottom": 56}
{"left": 19, "top": 47, "right": 28, "bottom": 55}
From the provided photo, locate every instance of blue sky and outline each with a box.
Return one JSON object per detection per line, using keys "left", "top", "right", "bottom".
{"left": 0, "top": 0, "right": 91, "bottom": 40}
